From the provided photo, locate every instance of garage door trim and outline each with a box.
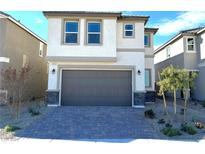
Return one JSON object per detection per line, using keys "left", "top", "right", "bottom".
{"left": 59, "top": 68, "right": 134, "bottom": 106}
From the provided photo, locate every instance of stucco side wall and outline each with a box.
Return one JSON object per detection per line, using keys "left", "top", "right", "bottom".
{"left": 194, "top": 66, "right": 205, "bottom": 101}
{"left": 1, "top": 19, "right": 48, "bottom": 100}
{"left": 154, "top": 37, "right": 184, "bottom": 64}
{"left": 0, "top": 18, "right": 6, "bottom": 57}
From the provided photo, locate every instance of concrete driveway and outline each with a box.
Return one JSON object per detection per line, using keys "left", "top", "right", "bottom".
{"left": 17, "top": 107, "right": 160, "bottom": 140}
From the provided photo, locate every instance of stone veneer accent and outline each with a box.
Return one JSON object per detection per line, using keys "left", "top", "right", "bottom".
{"left": 46, "top": 90, "right": 59, "bottom": 105}
{"left": 134, "top": 92, "right": 145, "bottom": 106}
{"left": 145, "top": 91, "right": 156, "bottom": 103}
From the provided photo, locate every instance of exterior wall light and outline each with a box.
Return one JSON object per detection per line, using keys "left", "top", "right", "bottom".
{"left": 52, "top": 68, "right": 56, "bottom": 74}
{"left": 137, "top": 70, "right": 141, "bottom": 75}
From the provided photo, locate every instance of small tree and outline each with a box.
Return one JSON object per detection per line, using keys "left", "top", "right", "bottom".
{"left": 157, "top": 72, "right": 168, "bottom": 115}
{"left": 159, "top": 65, "right": 181, "bottom": 115}
{"left": 178, "top": 69, "right": 197, "bottom": 121}
{"left": 0, "top": 65, "right": 31, "bottom": 119}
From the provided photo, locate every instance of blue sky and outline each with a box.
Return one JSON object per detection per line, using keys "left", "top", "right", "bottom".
{"left": 5, "top": 11, "right": 205, "bottom": 48}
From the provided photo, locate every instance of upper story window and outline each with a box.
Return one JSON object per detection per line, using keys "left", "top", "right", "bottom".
{"left": 39, "top": 42, "right": 44, "bottom": 57}
{"left": 123, "top": 23, "right": 134, "bottom": 38}
{"left": 64, "top": 21, "right": 79, "bottom": 44}
{"left": 187, "top": 37, "right": 195, "bottom": 51}
{"left": 166, "top": 46, "right": 171, "bottom": 58}
{"left": 87, "top": 21, "right": 102, "bottom": 44}
{"left": 144, "top": 34, "right": 150, "bottom": 47}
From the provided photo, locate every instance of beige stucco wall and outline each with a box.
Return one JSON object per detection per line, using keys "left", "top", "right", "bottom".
{"left": 0, "top": 19, "right": 48, "bottom": 101}
{"left": 117, "top": 21, "right": 144, "bottom": 49}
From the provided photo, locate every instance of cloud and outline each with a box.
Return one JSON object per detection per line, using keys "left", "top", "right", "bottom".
{"left": 35, "top": 18, "right": 43, "bottom": 24}
{"left": 155, "top": 12, "right": 205, "bottom": 36}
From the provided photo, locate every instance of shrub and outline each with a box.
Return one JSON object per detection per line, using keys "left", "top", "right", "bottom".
{"left": 181, "top": 123, "right": 197, "bottom": 135}
{"left": 4, "top": 125, "right": 21, "bottom": 132}
{"left": 194, "top": 122, "right": 204, "bottom": 129}
{"left": 144, "top": 109, "right": 155, "bottom": 119}
{"left": 161, "top": 127, "right": 181, "bottom": 137}
{"left": 165, "top": 123, "right": 172, "bottom": 128}
{"left": 158, "top": 118, "right": 166, "bottom": 124}
{"left": 28, "top": 107, "right": 40, "bottom": 116}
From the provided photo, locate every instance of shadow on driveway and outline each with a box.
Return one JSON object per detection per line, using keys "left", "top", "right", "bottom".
{"left": 16, "top": 106, "right": 162, "bottom": 142}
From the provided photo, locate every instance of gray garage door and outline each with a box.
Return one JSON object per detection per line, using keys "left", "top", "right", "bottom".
{"left": 61, "top": 70, "right": 132, "bottom": 106}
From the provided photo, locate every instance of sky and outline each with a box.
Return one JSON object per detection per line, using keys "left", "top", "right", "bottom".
{"left": 4, "top": 11, "right": 205, "bottom": 49}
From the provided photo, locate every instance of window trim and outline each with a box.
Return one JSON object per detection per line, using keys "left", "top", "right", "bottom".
{"left": 144, "top": 33, "right": 151, "bottom": 47}
{"left": 145, "top": 69, "right": 152, "bottom": 88}
{"left": 39, "top": 42, "right": 44, "bottom": 57}
{"left": 63, "top": 20, "right": 80, "bottom": 45}
{"left": 186, "top": 37, "right": 195, "bottom": 52}
{"left": 166, "top": 46, "right": 171, "bottom": 58}
{"left": 86, "top": 20, "right": 102, "bottom": 45}
{"left": 123, "top": 23, "right": 135, "bottom": 38}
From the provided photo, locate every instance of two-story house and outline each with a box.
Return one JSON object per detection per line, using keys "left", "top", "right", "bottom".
{"left": 0, "top": 12, "right": 48, "bottom": 101}
{"left": 154, "top": 27, "right": 205, "bottom": 101}
{"left": 43, "top": 11, "right": 158, "bottom": 107}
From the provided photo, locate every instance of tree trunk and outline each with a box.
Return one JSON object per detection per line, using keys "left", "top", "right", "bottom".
{"left": 173, "top": 89, "right": 177, "bottom": 114}
{"left": 158, "top": 72, "right": 168, "bottom": 115}
{"left": 183, "top": 89, "right": 189, "bottom": 122}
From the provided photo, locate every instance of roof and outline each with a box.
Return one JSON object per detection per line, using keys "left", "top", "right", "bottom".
{"left": 145, "top": 28, "right": 158, "bottom": 34}
{"left": 43, "top": 11, "right": 149, "bottom": 25}
{"left": 0, "top": 11, "right": 47, "bottom": 44}
{"left": 154, "top": 26, "right": 205, "bottom": 54}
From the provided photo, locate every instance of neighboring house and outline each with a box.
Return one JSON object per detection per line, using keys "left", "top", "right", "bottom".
{"left": 154, "top": 27, "right": 205, "bottom": 101}
{"left": 0, "top": 12, "right": 48, "bottom": 101}
{"left": 43, "top": 11, "right": 158, "bottom": 107}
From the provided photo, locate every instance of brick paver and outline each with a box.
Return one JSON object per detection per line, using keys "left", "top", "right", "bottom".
{"left": 17, "top": 107, "right": 160, "bottom": 140}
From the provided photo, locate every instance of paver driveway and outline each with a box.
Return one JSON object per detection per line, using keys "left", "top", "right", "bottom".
{"left": 17, "top": 107, "right": 160, "bottom": 140}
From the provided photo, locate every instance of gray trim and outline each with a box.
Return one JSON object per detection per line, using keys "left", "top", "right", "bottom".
{"left": 117, "top": 48, "right": 145, "bottom": 52}
{"left": 43, "top": 11, "right": 121, "bottom": 17}
{"left": 145, "top": 28, "right": 158, "bottom": 34}
{"left": 145, "top": 55, "right": 154, "bottom": 58}
{"left": 46, "top": 56, "right": 117, "bottom": 62}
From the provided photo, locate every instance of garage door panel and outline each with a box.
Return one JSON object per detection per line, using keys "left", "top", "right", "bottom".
{"left": 61, "top": 70, "right": 132, "bottom": 106}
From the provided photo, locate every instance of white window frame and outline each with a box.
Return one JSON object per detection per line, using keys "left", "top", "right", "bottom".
{"left": 123, "top": 23, "right": 135, "bottom": 38}
{"left": 166, "top": 46, "right": 171, "bottom": 58}
{"left": 186, "top": 37, "right": 195, "bottom": 52}
{"left": 145, "top": 69, "right": 152, "bottom": 88}
{"left": 144, "top": 33, "right": 150, "bottom": 47}
{"left": 39, "top": 42, "right": 44, "bottom": 57}
{"left": 64, "top": 20, "right": 79, "bottom": 44}
{"left": 86, "top": 21, "right": 102, "bottom": 45}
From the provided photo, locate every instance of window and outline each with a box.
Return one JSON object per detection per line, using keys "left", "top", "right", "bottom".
{"left": 166, "top": 46, "right": 171, "bottom": 58}
{"left": 22, "top": 54, "right": 29, "bottom": 67}
{"left": 124, "top": 23, "right": 134, "bottom": 38}
{"left": 87, "top": 21, "right": 101, "bottom": 44}
{"left": 39, "top": 42, "right": 44, "bottom": 57}
{"left": 64, "top": 21, "right": 79, "bottom": 44}
{"left": 144, "top": 34, "right": 150, "bottom": 47}
{"left": 187, "top": 38, "right": 195, "bottom": 51}
{"left": 145, "top": 69, "right": 151, "bottom": 88}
